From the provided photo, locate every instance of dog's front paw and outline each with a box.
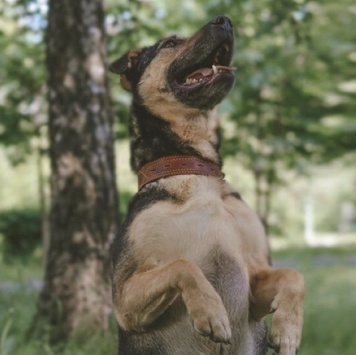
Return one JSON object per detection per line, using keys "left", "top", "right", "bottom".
{"left": 188, "top": 294, "right": 231, "bottom": 343}
{"left": 268, "top": 304, "right": 303, "bottom": 355}
{"left": 268, "top": 332, "right": 300, "bottom": 355}
{"left": 192, "top": 305, "right": 231, "bottom": 343}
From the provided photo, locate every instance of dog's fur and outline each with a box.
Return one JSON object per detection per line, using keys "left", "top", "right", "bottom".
{"left": 110, "top": 16, "right": 304, "bottom": 355}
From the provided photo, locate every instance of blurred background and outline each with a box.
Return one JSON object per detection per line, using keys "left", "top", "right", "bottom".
{"left": 0, "top": 0, "right": 355, "bottom": 354}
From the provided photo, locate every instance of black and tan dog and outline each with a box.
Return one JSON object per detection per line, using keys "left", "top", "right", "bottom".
{"left": 110, "top": 16, "right": 304, "bottom": 355}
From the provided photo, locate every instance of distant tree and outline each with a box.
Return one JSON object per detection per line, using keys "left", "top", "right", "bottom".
{"left": 32, "top": 0, "right": 119, "bottom": 343}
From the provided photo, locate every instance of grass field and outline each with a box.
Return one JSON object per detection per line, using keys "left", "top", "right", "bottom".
{"left": 272, "top": 245, "right": 356, "bottom": 355}
{"left": 1, "top": 244, "right": 356, "bottom": 355}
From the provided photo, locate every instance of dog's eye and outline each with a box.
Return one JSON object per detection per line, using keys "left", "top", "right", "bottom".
{"left": 163, "top": 39, "right": 178, "bottom": 49}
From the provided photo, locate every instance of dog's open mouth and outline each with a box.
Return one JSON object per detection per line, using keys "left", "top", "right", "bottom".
{"left": 176, "top": 41, "right": 235, "bottom": 89}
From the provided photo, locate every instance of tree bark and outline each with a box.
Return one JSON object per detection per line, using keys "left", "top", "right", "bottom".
{"left": 33, "top": 0, "right": 119, "bottom": 343}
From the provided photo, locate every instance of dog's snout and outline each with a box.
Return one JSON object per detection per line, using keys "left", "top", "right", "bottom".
{"left": 210, "top": 16, "right": 233, "bottom": 30}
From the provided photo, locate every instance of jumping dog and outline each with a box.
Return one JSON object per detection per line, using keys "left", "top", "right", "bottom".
{"left": 110, "top": 15, "right": 304, "bottom": 355}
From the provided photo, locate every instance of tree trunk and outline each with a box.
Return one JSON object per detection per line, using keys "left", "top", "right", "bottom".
{"left": 36, "top": 142, "right": 49, "bottom": 268}
{"left": 253, "top": 166, "right": 274, "bottom": 236}
{"left": 33, "top": 0, "right": 119, "bottom": 343}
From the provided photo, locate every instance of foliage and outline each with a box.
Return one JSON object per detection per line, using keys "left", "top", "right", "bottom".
{"left": 305, "top": 0, "right": 356, "bottom": 161}
{"left": 0, "top": 0, "right": 47, "bottom": 164}
{"left": 0, "top": 208, "right": 41, "bottom": 260}
{"left": 1, "top": 0, "right": 354, "bottom": 165}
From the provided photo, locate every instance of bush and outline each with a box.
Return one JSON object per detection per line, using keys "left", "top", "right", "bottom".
{"left": 0, "top": 209, "right": 42, "bottom": 260}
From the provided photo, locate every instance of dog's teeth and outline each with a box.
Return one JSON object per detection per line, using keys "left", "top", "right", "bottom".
{"left": 184, "top": 76, "right": 205, "bottom": 85}
{"left": 212, "top": 65, "right": 218, "bottom": 75}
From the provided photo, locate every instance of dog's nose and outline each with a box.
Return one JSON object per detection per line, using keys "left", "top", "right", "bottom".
{"left": 210, "top": 16, "right": 233, "bottom": 30}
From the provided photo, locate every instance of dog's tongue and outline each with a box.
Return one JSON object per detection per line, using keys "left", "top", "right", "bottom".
{"left": 189, "top": 67, "right": 214, "bottom": 78}
{"left": 187, "top": 65, "right": 235, "bottom": 79}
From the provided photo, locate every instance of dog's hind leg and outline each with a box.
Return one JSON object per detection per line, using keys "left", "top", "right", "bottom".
{"left": 113, "top": 259, "right": 231, "bottom": 343}
{"left": 250, "top": 268, "right": 305, "bottom": 355}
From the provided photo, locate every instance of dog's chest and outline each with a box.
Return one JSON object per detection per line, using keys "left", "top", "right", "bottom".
{"left": 129, "top": 178, "right": 263, "bottom": 267}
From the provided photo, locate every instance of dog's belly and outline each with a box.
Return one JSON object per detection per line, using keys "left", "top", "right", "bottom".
{"left": 124, "top": 194, "right": 268, "bottom": 354}
{"left": 118, "top": 251, "right": 267, "bottom": 355}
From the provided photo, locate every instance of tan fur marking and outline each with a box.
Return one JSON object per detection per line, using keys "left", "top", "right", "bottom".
{"left": 137, "top": 38, "right": 195, "bottom": 120}
{"left": 118, "top": 48, "right": 142, "bottom": 92}
{"left": 170, "top": 109, "right": 220, "bottom": 163}
{"left": 127, "top": 48, "right": 142, "bottom": 69}
{"left": 120, "top": 75, "right": 132, "bottom": 91}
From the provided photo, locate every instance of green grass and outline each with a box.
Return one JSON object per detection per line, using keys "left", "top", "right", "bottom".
{"left": 0, "top": 256, "right": 43, "bottom": 283}
{"left": 0, "top": 279, "right": 117, "bottom": 355}
{"left": 301, "top": 265, "right": 356, "bottom": 355}
{"left": 269, "top": 245, "right": 356, "bottom": 355}
{"left": 1, "top": 245, "right": 356, "bottom": 354}
{"left": 0, "top": 249, "right": 117, "bottom": 355}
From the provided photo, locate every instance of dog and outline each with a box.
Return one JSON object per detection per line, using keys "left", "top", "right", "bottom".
{"left": 110, "top": 15, "right": 304, "bottom": 355}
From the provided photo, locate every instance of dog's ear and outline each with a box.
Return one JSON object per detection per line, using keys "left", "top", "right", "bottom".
{"left": 109, "top": 48, "right": 142, "bottom": 92}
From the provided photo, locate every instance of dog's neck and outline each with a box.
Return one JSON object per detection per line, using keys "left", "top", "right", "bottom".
{"left": 129, "top": 102, "right": 222, "bottom": 173}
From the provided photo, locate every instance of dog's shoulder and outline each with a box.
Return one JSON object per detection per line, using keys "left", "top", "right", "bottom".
{"left": 112, "top": 185, "right": 175, "bottom": 264}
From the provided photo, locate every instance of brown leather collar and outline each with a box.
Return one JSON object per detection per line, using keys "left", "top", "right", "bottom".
{"left": 138, "top": 155, "right": 223, "bottom": 190}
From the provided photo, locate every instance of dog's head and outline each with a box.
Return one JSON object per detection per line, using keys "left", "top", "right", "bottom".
{"left": 110, "top": 16, "right": 235, "bottom": 113}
